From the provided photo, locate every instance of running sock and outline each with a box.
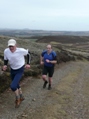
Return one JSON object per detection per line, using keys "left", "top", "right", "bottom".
{"left": 43, "top": 80, "right": 48, "bottom": 88}
{"left": 48, "top": 84, "right": 52, "bottom": 90}
{"left": 16, "top": 95, "right": 20, "bottom": 100}
{"left": 20, "top": 94, "right": 23, "bottom": 98}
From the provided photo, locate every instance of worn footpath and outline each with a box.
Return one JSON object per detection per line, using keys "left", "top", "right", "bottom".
{"left": 0, "top": 61, "right": 89, "bottom": 119}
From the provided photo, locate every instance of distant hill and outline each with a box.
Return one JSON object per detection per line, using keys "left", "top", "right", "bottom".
{"left": 36, "top": 36, "right": 89, "bottom": 44}
{"left": 0, "top": 29, "right": 89, "bottom": 37}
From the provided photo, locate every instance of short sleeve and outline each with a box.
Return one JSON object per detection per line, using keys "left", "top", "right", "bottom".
{"left": 52, "top": 51, "right": 57, "bottom": 57}
{"left": 20, "top": 48, "right": 28, "bottom": 56}
{"left": 41, "top": 50, "right": 47, "bottom": 57}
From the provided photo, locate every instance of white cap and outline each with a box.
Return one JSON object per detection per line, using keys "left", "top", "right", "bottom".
{"left": 8, "top": 39, "right": 16, "bottom": 46}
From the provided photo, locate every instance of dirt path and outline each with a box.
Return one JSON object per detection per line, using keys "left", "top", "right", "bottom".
{"left": 0, "top": 61, "right": 89, "bottom": 119}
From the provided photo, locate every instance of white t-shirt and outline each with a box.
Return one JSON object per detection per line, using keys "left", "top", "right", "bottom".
{"left": 4, "top": 48, "right": 28, "bottom": 69}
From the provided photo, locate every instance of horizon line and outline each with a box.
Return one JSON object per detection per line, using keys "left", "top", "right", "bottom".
{"left": 0, "top": 28, "right": 89, "bottom": 32}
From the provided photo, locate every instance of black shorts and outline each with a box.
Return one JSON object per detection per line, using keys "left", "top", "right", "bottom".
{"left": 42, "top": 65, "right": 54, "bottom": 77}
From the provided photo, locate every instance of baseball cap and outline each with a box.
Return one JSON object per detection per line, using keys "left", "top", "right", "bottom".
{"left": 8, "top": 39, "right": 16, "bottom": 46}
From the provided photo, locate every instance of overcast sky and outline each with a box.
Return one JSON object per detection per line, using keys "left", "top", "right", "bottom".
{"left": 0, "top": 0, "right": 89, "bottom": 31}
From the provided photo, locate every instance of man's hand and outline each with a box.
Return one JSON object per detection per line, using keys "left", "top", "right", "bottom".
{"left": 2, "top": 65, "right": 7, "bottom": 71}
{"left": 25, "top": 64, "right": 30, "bottom": 69}
{"left": 40, "top": 61, "right": 44, "bottom": 65}
{"left": 46, "top": 59, "right": 50, "bottom": 63}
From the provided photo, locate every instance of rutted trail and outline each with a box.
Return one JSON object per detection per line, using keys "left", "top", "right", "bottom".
{"left": 0, "top": 61, "right": 89, "bottom": 119}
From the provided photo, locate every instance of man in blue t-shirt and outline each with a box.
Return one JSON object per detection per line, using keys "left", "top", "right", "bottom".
{"left": 40, "top": 44, "right": 57, "bottom": 90}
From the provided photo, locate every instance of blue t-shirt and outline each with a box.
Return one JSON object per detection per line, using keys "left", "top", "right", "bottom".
{"left": 41, "top": 50, "right": 57, "bottom": 67}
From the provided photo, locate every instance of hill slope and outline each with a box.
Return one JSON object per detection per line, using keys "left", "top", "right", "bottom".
{"left": 0, "top": 61, "right": 89, "bottom": 119}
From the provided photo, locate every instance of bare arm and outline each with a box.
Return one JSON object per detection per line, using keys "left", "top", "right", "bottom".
{"left": 46, "top": 56, "right": 57, "bottom": 64}
{"left": 46, "top": 59, "right": 57, "bottom": 64}
{"left": 40, "top": 56, "right": 44, "bottom": 65}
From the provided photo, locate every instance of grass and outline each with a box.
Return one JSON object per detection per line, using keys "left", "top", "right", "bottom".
{"left": 20, "top": 65, "right": 82, "bottom": 119}
{"left": 1, "top": 35, "right": 89, "bottom": 118}
{"left": 0, "top": 35, "right": 89, "bottom": 94}
{"left": 50, "top": 41, "right": 60, "bottom": 44}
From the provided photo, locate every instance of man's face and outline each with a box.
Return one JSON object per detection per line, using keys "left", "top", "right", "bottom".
{"left": 47, "top": 45, "right": 52, "bottom": 53}
{"left": 9, "top": 45, "right": 16, "bottom": 52}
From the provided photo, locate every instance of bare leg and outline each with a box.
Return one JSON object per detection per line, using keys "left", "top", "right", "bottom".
{"left": 14, "top": 89, "right": 20, "bottom": 98}
{"left": 48, "top": 77, "right": 52, "bottom": 90}
{"left": 42, "top": 75, "right": 48, "bottom": 88}
{"left": 18, "top": 88, "right": 22, "bottom": 95}
{"left": 48, "top": 77, "right": 52, "bottom": 85}
{"left": 42, "top": 75, "right": 47, "bottom": 81}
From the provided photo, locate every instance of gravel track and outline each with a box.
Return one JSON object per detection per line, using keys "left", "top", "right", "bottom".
{"left": 0, "top": 61, "right": 89, "bottom": 119}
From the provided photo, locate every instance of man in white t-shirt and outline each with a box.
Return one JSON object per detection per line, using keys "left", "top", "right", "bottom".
{"left": 2, "top": 39, "right": 31, "bottom": 108}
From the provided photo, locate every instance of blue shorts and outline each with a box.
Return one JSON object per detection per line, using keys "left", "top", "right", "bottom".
{"left": 10, "top": 66, "right": 24, "bottom": 91}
